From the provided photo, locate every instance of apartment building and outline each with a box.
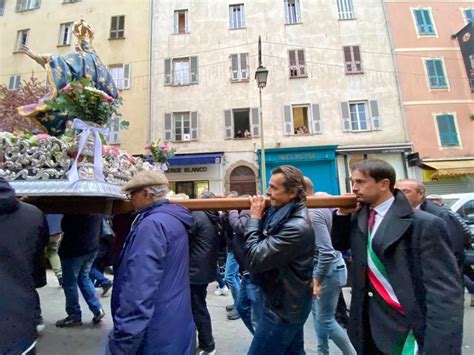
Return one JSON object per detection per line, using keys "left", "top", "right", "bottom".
{"left": 151, "top": 0, "right": 410, "bottom": 196}
{"left": 0, "top": 0, "right": 151, "bottom": 154}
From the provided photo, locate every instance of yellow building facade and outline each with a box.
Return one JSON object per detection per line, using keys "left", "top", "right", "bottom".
{"left": 0, "top": 0, "right": 151, "bottom": 154}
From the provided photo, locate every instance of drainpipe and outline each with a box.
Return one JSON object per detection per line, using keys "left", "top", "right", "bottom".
{"left": 380, "top": 0, "right": 410, "bottom": 144}
{"left": 147, "top": 0, "right": 155, "bottom": 143}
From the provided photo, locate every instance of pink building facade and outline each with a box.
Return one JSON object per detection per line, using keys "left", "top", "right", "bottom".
{"left": 385, "top": 1, "right": 474, "bottom": 192}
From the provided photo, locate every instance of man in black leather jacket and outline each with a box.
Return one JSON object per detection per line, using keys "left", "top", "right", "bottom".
{"left": 240, "top": 165, "right": 314, "bottom": 354}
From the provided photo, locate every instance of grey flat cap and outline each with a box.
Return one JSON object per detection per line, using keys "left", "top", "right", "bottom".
{"left": 122, "top": 170, "right": 169, "bottom": 193}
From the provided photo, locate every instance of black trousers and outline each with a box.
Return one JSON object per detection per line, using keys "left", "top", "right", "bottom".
{"left": 190, "top": 284, "right": 215, "bottom": 352}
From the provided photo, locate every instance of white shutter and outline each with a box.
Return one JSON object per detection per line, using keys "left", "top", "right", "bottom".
{"left": 295, "top": 0, "right": 302, "bottom": 22}
{"left": 340, "top": 102, "right": 351, "bottom": 132}
{"left": 251, "top": 107, "right": 260, "bottom": 137}
{"left": 174, "top": 11, "right": 179, "bottom": 33}
{"left": 370, "top": 100, "right": 381, "bottom": 130}
{"left": 123, "top": 64, "right": 131, "bottom": 89}
{"left": 164, "top": 113, "right": 173, "bottom": 142}
{"left": 231, "top": 54, "right": 239, "bottom": 80}
{"left": 311, "top": 104, "right": 322, "bottom": 134}
{"left": 284, "top": 0, "right": 290, "bottom": 23}
{"left": 191, "top": 111, "right": 198, "bottom": 140}
{"left": 224, "top": 110, "right": 233, "bottom": 139}
{"left": 298, "top": 50, "right": 305, "bottom": 76}
{"left": 283, "top": 105, "right": 294, "bottom": 135}
{"left": 229, "top": 6, "right": 234, "bottom": 28}
{"left": 241, "top": 53, "right": 248, "bottom": 79}
{"left": 184, "top": 10, "right": 189, "bottom": 33}
{"left": 240, "top": 4, "right": 246, "bottom": 27}
{"left": 164, "top": 58, "right": 172, "bottom": 85}
{"left": 190, "top": 56, "right": 198, "bottom": 84}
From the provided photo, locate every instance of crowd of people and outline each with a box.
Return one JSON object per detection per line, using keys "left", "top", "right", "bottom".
{"left": 1, "top": 158, "right": 472, "bottom": 355}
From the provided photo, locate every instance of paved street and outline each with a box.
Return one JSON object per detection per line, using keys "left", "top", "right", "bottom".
{"left": 36, "top": 271, "right": 474, "bottom": 355}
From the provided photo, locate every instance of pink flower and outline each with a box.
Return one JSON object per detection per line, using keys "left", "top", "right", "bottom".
{"left": 36, "top": 133, "right": 50, "bottom": 140}
{"left": 62, "top": 84, "right": 73, "bottom": 94}
{"left": 161, "top": 144, "right": 170, "bottom": 152}
{"left": 75, "top": 83, "right": 84, "bottom": 90}
{"left": 144, "top": 144, "right": 151, "bottom": 150}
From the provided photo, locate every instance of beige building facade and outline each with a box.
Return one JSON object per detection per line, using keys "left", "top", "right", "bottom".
{"left": 0, "top": 0, "right": 150, "bottom": 154}
{"left": 151, "top": 0, "right": 410, "bottom": 195}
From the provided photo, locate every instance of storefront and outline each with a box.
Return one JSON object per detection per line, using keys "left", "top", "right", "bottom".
{"left": 165, "top": 153, "right": 224, "bottom": 198}
{"left": 418, "top": 159, "right": 474, "bottom": 194}
{"left": 258, "top": 146, "right": 339, "bottom": 195}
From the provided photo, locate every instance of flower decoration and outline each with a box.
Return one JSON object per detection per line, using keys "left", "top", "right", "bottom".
{"left": 45, "top": 78, "right": 128, "bottom": 129}
{"left": 145, "top": 139, "right": 176, "bottom": 165}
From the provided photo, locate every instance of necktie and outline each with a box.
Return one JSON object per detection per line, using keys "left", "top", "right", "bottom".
{"left": 368, "top": 208, "right": 376, "bottom": 235}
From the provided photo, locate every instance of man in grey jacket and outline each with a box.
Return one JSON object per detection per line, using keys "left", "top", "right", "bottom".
{"left": 305, "top": 177, "right": 356, "bottom": 355}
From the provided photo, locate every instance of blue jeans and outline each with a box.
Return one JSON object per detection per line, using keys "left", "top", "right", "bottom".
{"left": 248, "top": 308, "right": 306, "bottom": 355}
{"left": 236, "top": 276, "right": 263, "bottom": 334}
{"left": 61, "top": 252, "right": 102, "bottom": 319}
{"left": 312, "top": 260, "right": 356, "bottom": 355}
{"left": 224, "top": 252, "right": 240, "bottom": 302}
{"left": 216, "top": 267, "right": 226, "bottom": 288}
{"left": 89, "top": 265, "right": 111, "bottom": 287}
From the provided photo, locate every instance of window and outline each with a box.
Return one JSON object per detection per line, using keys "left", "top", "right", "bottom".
{"left": 15, "top": 29, "right": 29, "bottom": 51}
{"left": 413, "top": 9, "right": 435, "bottom": 35}
{"left": 164, "top": 57, "right": 198, "bottom": 86}
{"left": 169, "top": 181, "right": 209, "bottom": 199}
{"left": 285, "top": 0, "right": 301, "bottom": 24}
{"left": 58, "top": 22, "right": 73, "bottom": 46}
{"left": 174, "top": 9, "right": 189, "bottom": 33}
{"left": 164, "top": 112, "right": 198, "bottom": 142}
{"left": 0, "top": 0, "right": 5, "bottom": 16}
{"left": 224, "top": 108, "right": 259, "bottom": 139}
{"left": 463, "top": 9, "right": 474, "bottom": 23}
{"left": 337, "top": 0, "right": 354, "bottom": 20}
{"left": 110, "top": 15, "right": 125, "bottom": 39}
{"left": 16, "top": 0, "right": 40, "bottom": 12}
{"left": 340, "top": 101, "right": 381, "bottom": 132}
{"left": 425, "top": 59, "right": 448, "bottom": 89}
{"left": 107, "top": 115, "right": 121, "bottom": 144}
{"left": 230, "top": 53, "right": 249, "bottom": 81}
{"left": 229, "top": 4, "right": 245, "bottom": 29}
{"left": 283, "top": 104, "right": 322, "bottom": 135}
{"left": 343, "top": 46, "right": 362, "bottom": 74}
{"left": 8, "top": 75, "right": 21, "bottom": 90}
{"left": 109, "top": 64, "right": 131, "bottom": 90}
{"left": 288, "top": 49, "right": 306, "bottom": 77}
{"left": 436, "top": 114, "right": 459, "bottom": 147}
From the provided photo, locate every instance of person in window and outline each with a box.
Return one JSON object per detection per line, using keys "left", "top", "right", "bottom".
{"left": 235, "top": 130, "right": 244, "bottom": 138}
{"left": 244, "top": 129, "right": 251, "bottom": 138}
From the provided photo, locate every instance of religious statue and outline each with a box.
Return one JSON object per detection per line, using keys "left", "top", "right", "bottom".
{"left": 17, "top": 19, "right": 118, "bottom": 136}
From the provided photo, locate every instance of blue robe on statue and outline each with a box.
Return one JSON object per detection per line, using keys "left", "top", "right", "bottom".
{"left": 108, "top": 200, "right": 196, "bottom": 355}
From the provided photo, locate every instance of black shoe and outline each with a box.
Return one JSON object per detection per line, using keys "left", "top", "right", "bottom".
{"left": 225, "top": 304, "right": 234, "bottom": 312}
{"left": 227, "top": 309, "right": 240, "bottom": 320}
{"left": 92, "top": 309, "right": 105, "bottom": 324}
{"left": 56, "top": 316, "right": 82, "bottom": 328}
{"left": 57, "top": 276, "right": 63, "bottom": 287}
{"left": 102, "top": 282, "right": 113, "bottom": 297}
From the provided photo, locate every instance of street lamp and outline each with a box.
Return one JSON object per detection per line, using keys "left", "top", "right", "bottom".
{"left": 255, "top": 36, "right": 269, "bottom": 192}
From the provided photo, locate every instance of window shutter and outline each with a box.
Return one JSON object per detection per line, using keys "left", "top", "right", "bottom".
{"left": 423, "top": 10, "right": 433, "bottom": 33}
{"left": 369, "top": 100, "right": 381, "bottom": 130}
{"left": 298, "top": 50, "right": 305, "bottom": 75}
{"left": 224, "top": 110, "right": 233, "bottom": 139}
{"left": 283, "top": 105, "right": 293, "bottom": 135}
{"left": 164, "top": 58, "right": 172, "bottom": 85}
{"left": 110, "top": 16, "right": 117, "bottom": 37}
{"left": 191, "top": 111, "right": 198, "bottom": 140}
{"left": 108, "top": 115, "right": 120, "bottom": 144}
{"left": 343, "top": 46, "right": 352, "bottom": 72}
{"left": 123, "top": 64, "right": 131, "bottom": 89}
{"left": 426, "top": 60, "right": 436, "bottom": 87}
{"left": 353, "top": 46, "right": 362, "bottom": 72}
{"left": 284, "top": 0, "right": 290, "bottom": 23}
{"left": 295, "top": 0, "right": 301, "bottom": 22}
{"left": 229, "top": 6, "right": 234, "bottom": 28}
{"left": 231, "top": 54, "right": 239, "bottom": 80}
{"left": 434, "top": 60, "right": 446, "bottom": 87}
{"left": 251, "top": 107, "right": 260, "bottom": 137}
{"left": 165, "top": 113, "right": 173, "bottom": 142}
{"left": 185, "top": 10, "right": 189, "bottom": 32}
{"left": 241, "top": 53, "right": 248, "bottom": 79}
{"left": 190, "top": 56, "right": 198, "bottom": 84}
{"left": 16, "top": 0, "right": 23, "bottom": 11}
{"left": 8, "top": 76, "right": 15, "bottom": 89}
{"left": 311, "top": 104, "right": 322, "bottom": 133}
{"left": 340, "top": 102, "right": 351, "bottom": 132}
{"left": 240, "top": 4, "right": 246, "bottom": 27}
{"left": 174, "top": 11, "right": 179, "bottom": 33}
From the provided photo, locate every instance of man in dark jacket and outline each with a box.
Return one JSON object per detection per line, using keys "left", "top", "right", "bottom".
{"left": 333, "top": 160, "right": 463, "bottom": 355}
{"left": 189, "top": 190, "right": 220, "bottom": 355}
{"left": 108, "top": 170, "right": 195, "bottom": 354}
{"left": 241, "top": 165, "right": 314, "bottom": 354}
{"left": 396, "top": 179, "right": 466, "bottom": 270}
{"left": 0, "top": 178, "right": 49, "bottom": 355}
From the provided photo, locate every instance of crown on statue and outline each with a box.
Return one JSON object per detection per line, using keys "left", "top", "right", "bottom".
{"left": 73, "top": 18, "right": 94, "bottom": 42}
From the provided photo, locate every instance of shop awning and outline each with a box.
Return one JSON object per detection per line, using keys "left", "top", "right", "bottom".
{"left": 167, "top": 153, "right": 223, "bottom": 166}
{"left": 422, "top": 160, "right": 474, "bottom": 178}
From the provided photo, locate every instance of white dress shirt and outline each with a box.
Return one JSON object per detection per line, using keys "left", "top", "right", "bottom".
{"left": 371, "top": 196, "right": 395, "bottom": 238}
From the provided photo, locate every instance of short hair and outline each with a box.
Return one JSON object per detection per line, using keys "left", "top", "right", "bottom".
{"left": 271, "top": 165, "right": 307, "bottom": 201}
{"left": 351, "top": 159, "right": 396, "bottom": 192}
{"left": 200, "top": 190, "right": 216, "bottom": 199}
{"left": 228, "top": 191, "right": 239, "bottom": 198}
{"left": 303, "top": 176, "right": 314, "bottom": 194}
{"left": 397, "top": 179, "right": 426, "bottom": 194}
{"left": 145, "top": 185, "right": 169, "bottom": 198}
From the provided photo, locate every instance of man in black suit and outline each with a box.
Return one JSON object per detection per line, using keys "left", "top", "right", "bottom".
{"left": 395, "top": 179, "right": 466, "bottom": 270}
{"left": 333, "top": 160, "right": 463, "bottom": 355}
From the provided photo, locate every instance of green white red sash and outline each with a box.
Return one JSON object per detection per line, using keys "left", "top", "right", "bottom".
{"left": 367, "top": 230, "right": 419, "bottom": 355}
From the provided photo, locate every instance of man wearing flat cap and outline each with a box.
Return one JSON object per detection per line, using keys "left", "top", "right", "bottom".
{"left": 107, "top": 170, "right": 196, "bottom": 354}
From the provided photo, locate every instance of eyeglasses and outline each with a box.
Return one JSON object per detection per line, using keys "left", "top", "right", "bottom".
{"left": 126, "top": 189, "right": 142, "bottom": 199}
